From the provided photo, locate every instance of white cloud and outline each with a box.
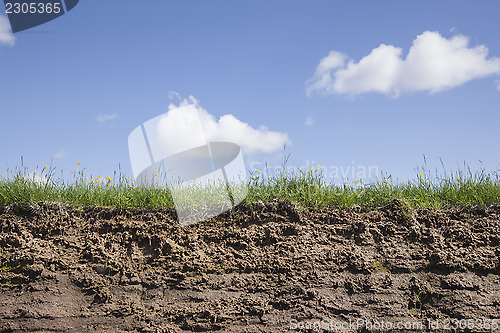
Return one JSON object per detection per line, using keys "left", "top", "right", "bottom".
{"left": 0, "top": 15, "right": 15, "bottom": 47}
{"left": 307, "top": 31, "right": 500, "bottom": 97}
{"left": 25, "top": 170, "right": 49, "bottom": 185}
{"left": 96, "top": 113, "right": 118, "bottom": 122}
{"left": 155, "top": 96, "right": 290, "bottom": 155}
{"left": 496, "top": 80, "right": 500, "bottom": 92}
{"left": 305, "top": 117, "right": 314, "bottom": 126}
{"left": 54, "top": 149, "right": 67, "bottom": 159}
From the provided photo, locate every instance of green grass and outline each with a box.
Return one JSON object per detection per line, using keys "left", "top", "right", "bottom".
{"left": 0, "top": 160, "right": 499, "bottom": 210}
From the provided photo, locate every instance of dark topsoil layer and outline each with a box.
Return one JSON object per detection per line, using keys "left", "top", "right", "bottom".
{"left": 0, "top": 199, "right": 499, "bottom": 332}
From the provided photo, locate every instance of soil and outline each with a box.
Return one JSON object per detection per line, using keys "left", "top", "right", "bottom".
{"left": 0, "top": 199, "right": 499, "bottom": 332}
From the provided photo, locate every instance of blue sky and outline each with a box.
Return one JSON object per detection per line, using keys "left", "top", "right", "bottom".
{"left": 1, "top": 1, "right": 499, "bottom": 184}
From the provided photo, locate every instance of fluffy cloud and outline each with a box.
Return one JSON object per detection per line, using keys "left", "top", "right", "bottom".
{"left": 305, "top": 117, "right": 314, "bottom": 126}
{"left": 54, "top": 149, "right": 67, "bottom": 159}
{"left": 96, "top": 113, "right": 118, "bottom": 122}
{"left": 307, "top": 31, "right": 500, "bottom": 97}
{"left": 0, "top": 15, "right": 15, "bottom": 47}
{"left": 155, "top": 96, "right": 290, "bottom": 155}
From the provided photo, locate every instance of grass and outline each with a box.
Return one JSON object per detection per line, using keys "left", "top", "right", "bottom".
{"left": 0, "top": 158, "right": 499, "bottom": 210}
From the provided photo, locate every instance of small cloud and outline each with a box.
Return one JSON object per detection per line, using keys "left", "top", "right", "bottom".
{"left": 96, "top": 113, "right": 118, "bottom": 122}
{"left": 307, "top": 31, "right": 500, "bottom": 97}
{"left": 0, "top": 15, "right": 15, "bottom": 47}
{"left": 54, "top": 149, "right": 67, "bottom": 159}
{"left": 168, "top": 91, "right": 182, "bottom": 102}
{"left": 496, "top": 80, "right": 500, "bottom": 92}
{"left": 154, "top": 96, "right": 291, "bottom": 155}
{"left": 25, "top": 170, "right": 49, "bottom": 185}
{"left": 305, "top": 117, "right": 314, "bottom": 126}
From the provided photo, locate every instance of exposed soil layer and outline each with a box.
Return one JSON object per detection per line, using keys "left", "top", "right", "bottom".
{"left": 1, "top": 199, "right": 499, "bottom": 332}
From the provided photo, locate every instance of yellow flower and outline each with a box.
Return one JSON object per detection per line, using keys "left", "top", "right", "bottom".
{"left": 85, "top": 177, "right": 88, "bottom": 180}
{"left": 401, "top": 181, "right": 404, "bottom": 184}
{"left": 420, "top": 173, "right": 424, "bottom": 176}
{"left": 96, "top": 179, "right": 100, "bottom": 183}
{"left": 77, "top": 162, "right": 81, "bottom": 166}
{"left": 256, "top": 169, "right": 260, "bottom": 172}
{"left": 318, "top": 164, "right": 322, "bottom": 168}
{"left": 132, "top": 182, "right": 135, "bottom": 185}
{"left": 355, "top": 179, "right": 359, "bottom": 183}
{"left": 44, "top": 165, "right": 49, "bottom": 169}
{"left": 126, "top": 177, "right": 130, "bottom": 181}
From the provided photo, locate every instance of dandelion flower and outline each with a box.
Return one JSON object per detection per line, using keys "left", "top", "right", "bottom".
{"left": 44, "top": 165, "right": 49, "bottom": 169}
{"left": 355, "top": 180, "right": 359, "bottom": 183}
{"left": 127, "top": 177, "right": 130, "bottom": 181}
{"left": 256, "top": 169, "right": 260, "bottom": 172}
{"left": 401, "top": 181, "right": 404, "bottom": 184}
{"left": 318, "top": 164, "right": 322, "bottom": 168}
{"left": 77, "top": 162, "right": 81, "bottom": 166}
